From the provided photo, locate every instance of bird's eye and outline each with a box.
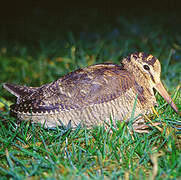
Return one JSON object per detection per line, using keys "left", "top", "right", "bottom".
{"left": 143, "top": 65, "right": 150, "bottom": 70}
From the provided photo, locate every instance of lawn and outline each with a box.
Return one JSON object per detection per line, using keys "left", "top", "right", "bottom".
{"left": 0, "top": 12, "right": 181, "bottom": 179}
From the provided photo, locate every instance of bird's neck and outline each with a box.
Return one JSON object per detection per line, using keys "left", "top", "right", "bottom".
{"left": 124, "top": 63, "right": 154, "bottom": 95}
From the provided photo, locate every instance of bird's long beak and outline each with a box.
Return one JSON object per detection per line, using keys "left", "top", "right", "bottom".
{"left": 155, "top": 82, "right": 178, "bottom": 114}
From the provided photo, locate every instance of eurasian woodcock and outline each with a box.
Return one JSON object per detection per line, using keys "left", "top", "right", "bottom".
{"left": 3, "top": 52, "right": 179, "bottom": 131}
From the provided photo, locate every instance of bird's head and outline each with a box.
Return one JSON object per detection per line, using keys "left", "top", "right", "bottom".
{"left": 122, "top": 52, "right": 179, "bottom": 114}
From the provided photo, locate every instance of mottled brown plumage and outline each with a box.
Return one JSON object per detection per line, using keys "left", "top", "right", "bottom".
{"left": 3, "top": 52, "right": 179, "bottom": 131}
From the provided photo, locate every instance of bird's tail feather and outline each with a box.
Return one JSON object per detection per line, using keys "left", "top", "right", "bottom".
{"left": 3, "top": 83, "right": 37, "bottom": 97}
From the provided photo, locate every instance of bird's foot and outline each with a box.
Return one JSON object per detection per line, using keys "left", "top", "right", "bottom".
{"left": 132, "top": 122, "right": 161, "bottom": 133}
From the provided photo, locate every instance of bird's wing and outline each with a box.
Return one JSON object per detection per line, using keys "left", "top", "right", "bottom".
{"left": 10, "top": 63, "right": 135, "bottom": 114}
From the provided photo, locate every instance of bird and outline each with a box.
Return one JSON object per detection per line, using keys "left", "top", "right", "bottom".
{"left": 3, "top": 52, "right": 179, "bottom": 132}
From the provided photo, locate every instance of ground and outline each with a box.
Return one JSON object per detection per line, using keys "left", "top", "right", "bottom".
{"left": 0, "top": 11, "right": 181, "bottom": 179}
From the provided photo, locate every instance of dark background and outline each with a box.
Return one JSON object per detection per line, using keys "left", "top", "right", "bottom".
{"left": 0, "top": 0, "right": 181, "bottom": 44}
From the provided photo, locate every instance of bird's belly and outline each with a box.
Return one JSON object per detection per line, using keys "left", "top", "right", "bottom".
{"left": 17, "top": 89, "right": 153, "bottom": 128}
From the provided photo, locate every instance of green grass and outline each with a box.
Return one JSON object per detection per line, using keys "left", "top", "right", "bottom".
{"left": 0, "top": 14, "right": 181, "bottom": 179}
